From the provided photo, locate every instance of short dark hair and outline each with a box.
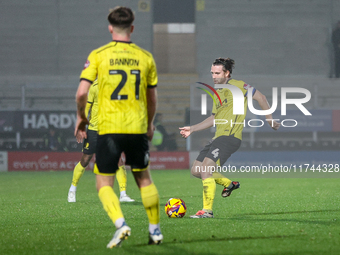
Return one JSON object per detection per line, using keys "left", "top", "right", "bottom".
{"left": 108, "top": 6, "right": 134, "bottom": 29}
{"left": 212, "top": 58, "right": 235, "bottom": 74}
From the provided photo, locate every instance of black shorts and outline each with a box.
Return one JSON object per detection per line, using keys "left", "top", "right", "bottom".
{"left": 196, "top": 135, "right": 241, "bottom": 166}
{"left": 96, "top": 134, "right": 149, "bottom": 174}
{"left": 82, "top": 129, "right": 97, "bottom": 155}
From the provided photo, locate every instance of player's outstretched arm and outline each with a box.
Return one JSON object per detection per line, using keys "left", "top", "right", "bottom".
{"left": 75, "top": 80, "right": 91, "bottom": 142}
{"left": 179, "top": 115, "right": 214, "bottom": 138}
{"left": 252, "top": 90, "right": 280, "bottom": 131}
{"left": 179, "top": 126, "right": 191, "bottom": 138}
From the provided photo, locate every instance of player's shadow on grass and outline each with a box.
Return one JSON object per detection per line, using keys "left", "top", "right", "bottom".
{"left": 131, "top": 234, "right": 298, "bottom": 247}
{"left": 124, "top": 246, "right": 216, "bottom": 255}
{"left": 237, "top": 208, "right": 340, "bottom": 216}
{"left": 230, "top": 217, "right": 335, "bottom": 226}
{"left": 229, "top": 209, "right": 340, "bottom": 226}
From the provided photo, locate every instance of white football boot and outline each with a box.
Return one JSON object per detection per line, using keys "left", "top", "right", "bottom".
{"left": 148, "top": 228, "right": 163, "bottom": 245}
{"left": 67, "top": 191, "right": 76, "bottom": 203}
{"left": 107, "top": 224, "right": 131, "bottom": 248}
{"left": 119, "top": 194, "right": 135, "bottom": 202}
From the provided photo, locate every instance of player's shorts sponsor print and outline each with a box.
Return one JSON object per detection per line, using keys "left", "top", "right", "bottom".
{"left": 82, "top": 129, "right": 97, "bottom": 155}
{"left": 196, "top": 135, "right": 241, "bottom": 166}
{"left": 96, "top": 134, "right": 149, "bottom": 174}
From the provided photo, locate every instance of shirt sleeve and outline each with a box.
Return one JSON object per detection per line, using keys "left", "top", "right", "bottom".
{"left": 80, "top": 50, "right": 98, "bottom": 82}
{"left": 243, "top": 83, "right": 256, "bottom": 97}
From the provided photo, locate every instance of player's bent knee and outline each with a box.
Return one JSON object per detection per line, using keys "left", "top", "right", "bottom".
{"left": 191, "top": 161, "right": 203, "bottom": 178}
{"left": 81, "top": 154, "right": 93, "bottom": 167}
{"left": 191, "top": 167, "right": 201, "bottom": 178}
{"left": 96, "top": 174, "right": 114, "bottom": 191}
{"left": 132, "top": 167, "right": 152, "bottom": 188}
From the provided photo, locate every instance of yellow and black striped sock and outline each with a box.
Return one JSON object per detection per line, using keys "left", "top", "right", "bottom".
{"left": 71, "top": 162, "right": 86, "bottom": 187}
{"left": 202, "top": 178, "right": 216, "bottom": 211}
{"left": 212, "top": 172, "right": 232, "bottom": 188}
{"left": 116, "top": 165, "right": 127, "bottom": 194}
{"left": 140, "top": 183, "right": 160, "bottom": 225}
{"left": 98, "top": 186, "right": 125, "bottom": 228}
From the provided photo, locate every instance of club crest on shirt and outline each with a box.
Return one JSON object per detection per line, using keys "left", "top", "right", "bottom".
{"left": 83, "top": 60, "right": 90, "bottom": 69}
{"left": 243, "top": 83, "right": 252, "bottom": 90}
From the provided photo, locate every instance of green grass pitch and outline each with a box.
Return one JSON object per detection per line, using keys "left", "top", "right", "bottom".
{"left": 0, "top": 170, "right": 339, "bottom": 255}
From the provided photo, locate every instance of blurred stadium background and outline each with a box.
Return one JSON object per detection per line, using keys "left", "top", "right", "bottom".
{"left": 0, "top": 0, "right": 340, "bottom": 171}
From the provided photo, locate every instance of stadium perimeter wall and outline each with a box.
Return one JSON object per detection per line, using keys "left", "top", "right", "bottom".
{"left": 0, "top": 151, "right": 189, "bottom": 172}
{"left": 1, "top": 150, "right": 338, "bottom": 174}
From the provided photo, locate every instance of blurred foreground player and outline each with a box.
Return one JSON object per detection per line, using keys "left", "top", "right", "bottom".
{"left": 75, "top": 6, "right": 162, "bottom": 247}
{"left": 68, "top": 80, "right": 134, "bottom": 203}
{"left": 180, "top": 58, "right": 280, "bottom": 218}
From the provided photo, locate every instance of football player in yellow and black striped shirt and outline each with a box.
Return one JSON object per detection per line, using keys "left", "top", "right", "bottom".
{"left": 180, "top": 58, "right": 280, "bottom": 218}
{"left": 75, "top": 7, "right": 162, "bottom": 247}
{"left": 68, "top": 80, "right": 134, "bottom": 203}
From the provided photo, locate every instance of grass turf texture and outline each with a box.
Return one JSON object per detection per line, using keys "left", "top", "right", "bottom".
{"left": 0, "top": 170, "right": 339, "bottom": 255}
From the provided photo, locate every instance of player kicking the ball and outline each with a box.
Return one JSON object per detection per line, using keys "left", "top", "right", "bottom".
{"left": 68, "top": 80, "right": 134, "bottom": 203}
{"left": 180, "top": 58, "right": 280, "bottom": 218}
